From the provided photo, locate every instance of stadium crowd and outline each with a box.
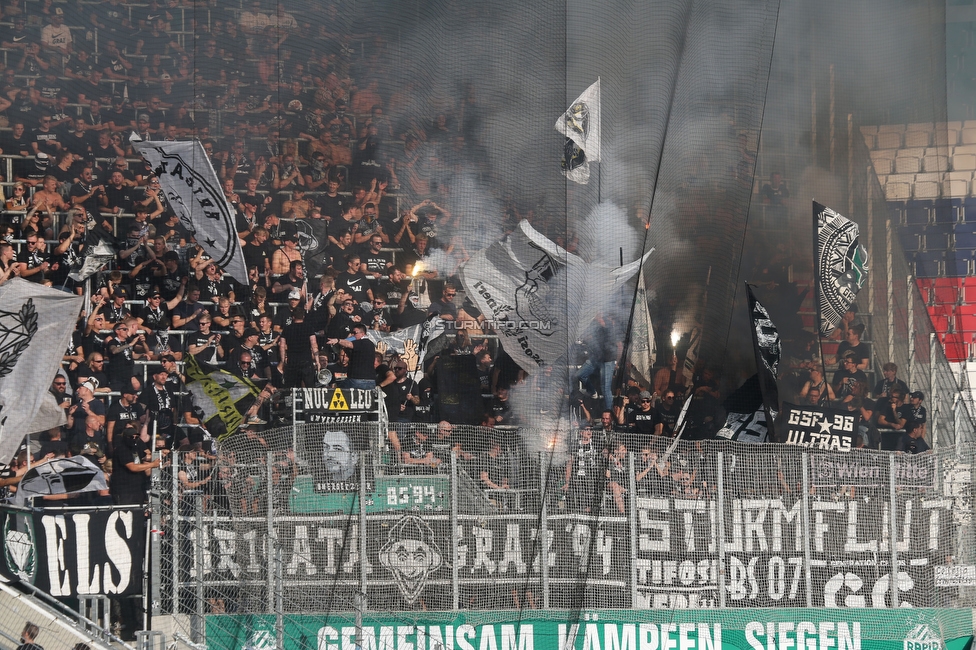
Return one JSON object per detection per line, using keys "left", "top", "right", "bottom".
{"left": 0, "top": 0, "right": 930, "bottom": 519}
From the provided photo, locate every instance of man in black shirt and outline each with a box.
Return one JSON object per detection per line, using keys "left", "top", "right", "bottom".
{"left": 624, "top": 390, "right": 662, "bottom": 449}
{"left": 279, "top": 307, "right": 318, "bottom": 388}
{"left": 111, "top": 425, "right": 160, "bottom": 505}
{"left": 897, "top": 419, "right": 930, "bottom": 455}
{"left": 655, "top": 391, "right": 682, "bottom": 437}
{"left": 106, "top": 382, "right": 146, "bottom": 452}
{"left": 327, "top": 323, "right": 375, "bottom": 390}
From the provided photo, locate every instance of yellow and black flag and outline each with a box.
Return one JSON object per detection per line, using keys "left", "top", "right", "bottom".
{"left": 184, "top": 354, "right": 262, "bottom": 441}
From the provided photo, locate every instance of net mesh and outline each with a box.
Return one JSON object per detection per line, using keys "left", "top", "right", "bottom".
{"left": 152, "top": 423, "right": 976, "bottom": 648}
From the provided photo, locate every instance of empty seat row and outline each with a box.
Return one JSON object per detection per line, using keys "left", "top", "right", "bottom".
{"left": 862, "top": 122, "right": 976, "bottom": 150}
{"left": 889, "top": 197, "right": 976, "bottom": 224}
{"left": 912, "top": 250, "right": 974, "bottom": 278}
{"left": 885, "top": 176, "right": 972, "bottom": 200}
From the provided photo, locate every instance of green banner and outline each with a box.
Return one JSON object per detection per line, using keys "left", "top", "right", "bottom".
{"left": 290, "top": 475, "right": 449, "bottom": 514}
{"left": 206, "top": 609, "right": 974, "bottom": 650}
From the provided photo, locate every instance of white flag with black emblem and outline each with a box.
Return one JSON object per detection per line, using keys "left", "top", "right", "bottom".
{"left": 0, "top": 279, "right": 82, "bottom": 462}
{"left": 459, "top": 220, "right": 649, "bottom": 375}
{"left": 814, "top": 201, "right": 869, "bottom": 336}
{"left": 555, "top": 78, "right": 601, "bottom": 184}
{"left": 133, "top": 139, "right": 248, "bottom": 283}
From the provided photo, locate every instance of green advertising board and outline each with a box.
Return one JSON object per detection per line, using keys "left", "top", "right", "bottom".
{"left": 289, "top": 475, "right": 449, "bottom": 514}
{"left": 206, "top": 608, "right": 974, "bottom": 650}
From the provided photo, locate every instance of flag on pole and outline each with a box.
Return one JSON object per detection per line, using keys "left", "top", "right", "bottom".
{"left": 365, "top": 315, "right": 447, "bottom": 379}
{"left": 814, "top": 201, "right": 869, "bottom": 337}
{"left": 555, "top": 78, "right": 601, "bottom": 184}
{"left": 628, "top": 271, "right": 656, "bottom": 386}
{"left": 715, "top": 374, "right": 770, "bottom": 444}
{"left": 746, "top": 284, "right": 781, "bottom": 425}
{"left": 132, "top": 139, "right": 249, "bottom": 283}
{"left": 459, "top": 220, "right": 649, "bottom": 375}
{"left": 184, "top": 354, "right": 261, "bottom": 442}
{"left": 0, "top": 279, "right": 82, "bottom": 462}
{"left": 68, "top": 220, "right": 116, "bottom": 282}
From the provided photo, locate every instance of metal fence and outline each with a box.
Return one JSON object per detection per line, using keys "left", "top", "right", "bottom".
{"left": 145, "top": 423, "right": 975, "bottom": 647}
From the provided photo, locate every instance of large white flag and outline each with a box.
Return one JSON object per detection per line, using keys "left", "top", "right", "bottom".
{"left": 0, "top": 279, "right": 81, "bottom": 462}
{"left": 555, "top": 78, "right": 601, "bottom": 184}
{"left": 629, "top": 270, "right": 656, "bottom": 386}
{"left": 133, "top": 139, "right": 248, "bottom": 283}
{"left": 459, "top": 220, "right": 649, "bottom": 375}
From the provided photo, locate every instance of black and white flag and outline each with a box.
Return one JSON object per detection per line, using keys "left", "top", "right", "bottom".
{"left": 133, "top": 139, "right": 248, "bottom": 283}
{"left": 746, "top": 284, "right": 780, "bottom": 425}
{"left": 814, "top": 201, "right": 869, "bottom": 336}
{"left": 716, "top": 374, "right": 769, "bottom": 443}
{"left": 459, "top": 220, "right": 649, "bottom": 374}
{"left": 555, "top": 79, "right": 601, "bottom": 184}
{"left": 0, "top": 280, "right": 81, "bottom": 462}
{"left": 68, "top": 218, "right": 116, "bottom": 282}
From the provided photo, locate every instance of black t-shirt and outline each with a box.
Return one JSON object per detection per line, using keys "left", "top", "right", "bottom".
{"left": 317, "top": 192, "right": 346, "bottom": 220}
{"left": 335, "top": 271, "right": 371, "bottom": 303}
{"left": 628, "top": 407, "right": 661, "bottom": 437}
{"left": 188, "top": 331, "right": 220, "bottom": 365}
{"left": 282, "top": 320, "right": 316, "bottom": 361}
{"left": 347, "top": 337, "right": 375, "bottom": 379}
{"left": 110, "top": 438, "right": 149, "bottom": 504}
{"left": 107, "top": 399, "right": 146, "bottom": 430}
{"left": 897, "top": 432, "right": 930, "bottom": 455}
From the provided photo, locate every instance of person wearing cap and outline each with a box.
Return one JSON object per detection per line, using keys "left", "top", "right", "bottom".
{"left": 621, "top": 389, "right": 663, "bottom": 449}
{"left": 139, "top": 364, "right": 177, "bottom": 447}
{"left": 111, "top": 423, "right": 162, "bottom": 506}
{"left": 2, "top": 15, "right": 33, "bottom": 52}
{"left": 908, "top": 391, "right": 927, "bottom": 437}
{"left": 103, "top": 286, "right": 132, "bottom": 326}
{"left": 232, "top": 328, "right": 269, "bottom": 381}
{"left": 272, "top": 289, "right": 303, "bottom": 331}
{"left": 106, "top": 380, "right": 146, "bottom": 452}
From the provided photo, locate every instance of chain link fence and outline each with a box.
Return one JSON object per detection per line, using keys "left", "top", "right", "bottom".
{"left": 146, "top": 422, "right": 975, "bottom": 648}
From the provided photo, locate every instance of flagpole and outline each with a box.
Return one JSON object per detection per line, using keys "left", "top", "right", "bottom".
{"left": 612, "top": 3, "right": 694, "bottom": 396}
{"left": 812, "top": 202, "right": 830, "bottom": 405}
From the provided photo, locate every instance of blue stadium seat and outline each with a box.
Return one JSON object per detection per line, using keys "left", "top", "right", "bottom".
{"left": 954, "top": 222, "right": 976, "bottom": 249}
{"left": 887, "top": 201, "right": 907, "bottom": 225}
{"left": 906, "top": 199, "right": 934, "bottom": 225}
{"left": 925, "top": 224, "right": 952, "bottom": 250}
{"left": 946, "top": 251, "right": 972, "bottom": 277}
{"left": 914, "top": 250, "right": 944, "bottom": 277}
{"left": 934, "top": 198, "right": 961, "bottom": 224}
{"left": 963, "top": 196, "right": 976, "bottom": 222}
{"left": 899, "top": 227, "right": 922, "bottom": 252}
